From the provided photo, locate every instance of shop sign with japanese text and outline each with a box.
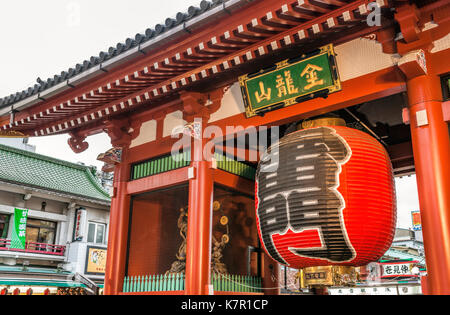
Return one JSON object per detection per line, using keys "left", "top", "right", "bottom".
{"left": 239, "top": 44, "right": 341, "bottom": 118}
{"left": 381, "top": 261, "right": 419, "bottom": 279}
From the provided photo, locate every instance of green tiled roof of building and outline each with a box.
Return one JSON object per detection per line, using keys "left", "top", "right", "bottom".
{"left": 0, "top": 144, "right": 110, "bottom": 204}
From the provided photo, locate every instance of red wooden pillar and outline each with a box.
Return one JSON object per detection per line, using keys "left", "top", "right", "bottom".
{"left": 104, "top": 151, "right": 131, "bottom": 295}
{"left": 262, "top": 253, "right": 280, "bottom": 295}
{"left": 400, "top": 52, "right": 450, "bottom": 294}
{"left": 185, "top": 130, "right": 214, "bottom": 295}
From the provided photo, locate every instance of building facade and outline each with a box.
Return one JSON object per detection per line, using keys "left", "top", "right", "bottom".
{"left": 0, "top": 144, "right": 110, "bottom": 295}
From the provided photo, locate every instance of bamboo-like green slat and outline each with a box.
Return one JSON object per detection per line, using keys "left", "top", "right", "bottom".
{"left": 147, "top": 162, "right": 152, "bottom": 177}
{"left": 223, "top": 274, "right": 227, "bottom": 292}
{"left": 135, "top": 165, "right": 140, "bottom": 179}
{"left": 151, "top": 275, "right": 155, "bottom": 292}
{"left": 129, "top": 276, "right": 133, "bottom": 292}
{"left": 135, "top": 276, "right": 139, "bottom": 293}
{"left": 139, "top": 164, "right": 144, "bottom": 179}
{"left": 123, "top": 276, "right": 127, "bottom": 293}
{"left": 157, "top": 159, "right": 161, "bottom": 174}
{"left": 175, "top": 154, "right": 181, "bottom": 169}
{"left": 166, "top": 274, "right": 171, "bottom": 291}
{"left": 143, "top": 275, "right": 147, "bottom": 292}
{"left": 150, "top": 159, "right": 155, "bottom": 175}
{"left": 161, "top": 157, "right": 166, "bottom": 172}
{"left": 168, "top": 155, "right": 174, "bottom": 171}
{"left": 180, "top": 273, "right": 184, "bottom": 290}
{"left": 162, "top": 157, "right": 167, "bottom": 173}
{"left": 238, "top": 275, "right": 242, "bottom": 292}
{"left": 172, "top": 273, "right": 176, "bottom": 291}
{"left": 142, "top": 163, "right": 147, "bottom": 178}
{"left": 163, "top": 274, "right": 168, "bottom": 291}
{"left": 137, "top": 276, "right": 141, "bottom": 292}
{"left": 174, "top": 273, "right": 179, "bottom": 291}
{"left": 130, "top": 276, "right": 134, "bottom": 292}
{"left": 213, "top": 274, "right": 218, "bottom": 291}
{"left": 143, "top": 275, "right": 148, "bottom": 292}
{"left": 133, "top": 166, "right": 138, "bottom": 180}
{"left": 167, "top": 156, "right": 171, "bottom": 172}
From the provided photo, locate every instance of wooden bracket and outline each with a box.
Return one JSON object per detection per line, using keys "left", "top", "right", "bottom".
{"left": 395, "top": 4, "right": 421, "bottom": 43}
{"left": 68, "top": 132, "right": 89, "bottom": 154}
{"left": 103, "top": 119, "right": 133, "bottom": 149}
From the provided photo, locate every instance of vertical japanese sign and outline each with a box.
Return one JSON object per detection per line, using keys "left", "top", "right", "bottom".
{"left": 239, "top": 44, "right": 341, "bottom": 118}
{"left": 10, "top": 208, "right": 28, "bottom": 249}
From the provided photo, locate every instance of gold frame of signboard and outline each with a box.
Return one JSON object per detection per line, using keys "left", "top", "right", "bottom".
{"left": 239, "top": 44, "right": 342, "bottom": 118}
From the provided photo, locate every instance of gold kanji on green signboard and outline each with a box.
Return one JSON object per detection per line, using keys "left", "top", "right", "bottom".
{"left": 239, "top": 44, "right": 341, "bottom": 118}
{"left": 255, "top": 81, "right": 272, "bottom": 103}
{"left": 301, "top": 64, "right": 325, "bottom": 90}
{"left": 276, "top": 70, "right": 299, "bottom": 98}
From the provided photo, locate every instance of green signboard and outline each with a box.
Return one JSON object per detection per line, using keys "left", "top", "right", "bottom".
{"left": 10, "top": 208, "right": 28, "bottom": 249}
{"left": 239, "top": 44, "right": 341, "bottom": 118}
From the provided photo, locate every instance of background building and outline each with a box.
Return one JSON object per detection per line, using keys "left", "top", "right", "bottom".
{"left": 0, "top": 143, "right": 110, "bottom": 295}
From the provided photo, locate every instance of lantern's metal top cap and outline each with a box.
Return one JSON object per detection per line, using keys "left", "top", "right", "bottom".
{"left": 299, "top": 117, "right": 347, "bottom": 130}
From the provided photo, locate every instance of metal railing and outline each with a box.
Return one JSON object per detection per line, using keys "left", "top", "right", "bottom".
{"left": 0, "top": 239, "right": 66, "bottom": 256}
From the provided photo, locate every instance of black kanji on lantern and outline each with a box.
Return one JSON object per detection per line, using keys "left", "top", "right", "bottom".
{"left": 256, "top": 127, "right": 355, "bottom": 265}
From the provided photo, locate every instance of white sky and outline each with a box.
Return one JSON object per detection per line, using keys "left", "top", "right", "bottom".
{"left": 0, "top": 0, "right": 420, "bottom": 229}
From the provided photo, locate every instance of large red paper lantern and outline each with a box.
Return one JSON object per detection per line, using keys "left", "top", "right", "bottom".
{"left": 255, "top": 125, "right": 396, "bottom": 269}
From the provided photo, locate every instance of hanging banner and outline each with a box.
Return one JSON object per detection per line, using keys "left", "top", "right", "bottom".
{"left": 239, "top": 44, "right": 341, "bottom": 118}
{"left": 10, "top": 208, "right": 28, "bottom": 249}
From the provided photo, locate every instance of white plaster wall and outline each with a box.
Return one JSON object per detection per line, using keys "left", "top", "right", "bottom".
{"left": 130, "top": 119, "right": 157, "bottom": 148}
{"left": 209, "top": 82, "right": 246, "bottom": 123}
{"left": 431, "top": 33, "right": 450, "bottom": 53}
{"left": 163, "top": 110, "right": 186, "bottom": 138}
{"left": 334, "top": 37, "right": 396, "bottom": 82}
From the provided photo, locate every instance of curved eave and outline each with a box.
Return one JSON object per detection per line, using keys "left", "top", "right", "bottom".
{"left": 0, "top": 0, "right": 394, "bottom": 138}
